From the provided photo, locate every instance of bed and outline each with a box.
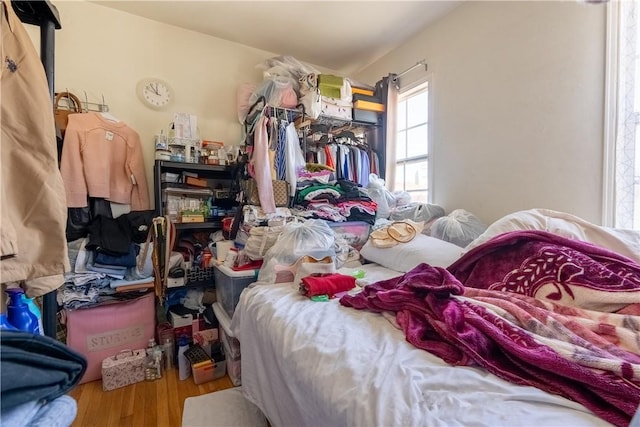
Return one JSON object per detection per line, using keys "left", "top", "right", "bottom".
{"left": 231, "top": 211, "right": 640, "bottom": 427}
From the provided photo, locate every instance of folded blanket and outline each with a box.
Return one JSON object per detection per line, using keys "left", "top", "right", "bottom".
{"left": 1, "top": 331, "right": 86, "bottom": 411}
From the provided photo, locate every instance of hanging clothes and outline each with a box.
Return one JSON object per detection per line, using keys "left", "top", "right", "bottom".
{"left": 324, "top": 145, "right": 335, "bottom": 170}
{"left": 268, "top": 117, "right": 278, "bottom": 180}
{"left": 370, "top": 151, "right": 380, "bottom": 176}
{"left": 275, "top": 120, "right": 287, "bottom": 181}
{"left": 0, "top": 0, "right": 70, "bottom": 296}
{"left": 252, "top": 114, "right": 276, "bottom": 213}
{"left": 284, "top": 122, "right": 305, "bottom": 195}
{"left": 60, "top": 112, "right": 150, "bottom": 211}
{"left": 360, "top": 150, "right": 371, "bottom": 187}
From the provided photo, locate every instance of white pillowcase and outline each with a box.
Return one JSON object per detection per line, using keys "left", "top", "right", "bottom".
{"left": 463, "top": 208, "right": 640, "bottom": 263}
{"left": 360, "top": 234, "right": 463, "bottom": 273}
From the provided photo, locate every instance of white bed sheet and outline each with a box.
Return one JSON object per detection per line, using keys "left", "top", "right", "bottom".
{"left": 231, "top": 264, "right": 610, "bottom": 427}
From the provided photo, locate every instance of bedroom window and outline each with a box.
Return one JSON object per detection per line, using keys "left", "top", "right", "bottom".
{"left": 394, "top": 82, "right": 430, "bottom": 203}
{"left": 605, "top": 0, "right": 639, "bottom": 229}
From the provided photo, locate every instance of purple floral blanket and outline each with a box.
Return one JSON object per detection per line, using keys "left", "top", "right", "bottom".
{"left": 341, "top": 231, "right": 640, "bottom": 427}
{"left": 449, "top": 230, "right": 640, "bottom": 313}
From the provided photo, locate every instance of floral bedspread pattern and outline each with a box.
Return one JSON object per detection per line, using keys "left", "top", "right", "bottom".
{"left": 341, "top": 231, "right": 640, "bottom": 427}
{"left": 450, "top": 230, "right": 640, "bottom": 312}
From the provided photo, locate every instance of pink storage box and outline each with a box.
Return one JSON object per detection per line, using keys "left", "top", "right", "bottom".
{"left": 66, "top": 292, "right": 155, "bottom": 384}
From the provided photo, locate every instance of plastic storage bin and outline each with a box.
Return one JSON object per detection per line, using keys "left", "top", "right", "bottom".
{"left": 213, "top": 302, "right": 241, "bottom": 386}
{"left": 212, "top": 302, "right": 240, "bottom": 358}
{"left": 224, "top": 341, "right": 241, "bottom": 386}
{"left": 220, "top": 328, "right": 240, "bottom": 360}
{"left": 352, "top": 109, "right": 379, "bottom": 125}
{"left": 214, "top": 264, "right": 258, "bottom": 318}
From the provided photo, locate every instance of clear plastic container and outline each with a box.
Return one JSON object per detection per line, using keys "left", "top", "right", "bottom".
{"left": 213, "top": 264, "right": 258, "bottom": 318}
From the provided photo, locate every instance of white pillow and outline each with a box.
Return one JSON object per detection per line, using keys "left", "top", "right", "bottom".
{"left": 464, "top": 208, "right": 640, "bottom": 263}
{"left": 360, "top": 234, "right": 463, "bottom": 273}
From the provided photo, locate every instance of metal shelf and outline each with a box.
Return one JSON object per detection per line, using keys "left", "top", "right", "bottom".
{"left": 155, "top": 160, "right": 230, "bottom": 174}
{"left": 174, "top": 221, "right": 223, "bottom": 230}
{"left": 166, "top": 281, "right": 214, "bottom": 291}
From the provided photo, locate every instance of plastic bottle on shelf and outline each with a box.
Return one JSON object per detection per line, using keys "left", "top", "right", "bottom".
{"left": 177, "top": 336, "right": 191, "bottom": 381}
{"left": 5, "top": 288, "right": 38, "bottom": 334}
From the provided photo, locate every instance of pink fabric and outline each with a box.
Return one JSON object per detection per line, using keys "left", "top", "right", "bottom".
{"left": 251, "top": 114, "right": 276, "bottom": 213}
{"left": 60, "top": 112, "right": 150, "bottom": 210}
{"left": 341, "top": 231, "right": 640, "bottom": 427}
{"left": 66, "top": 293, "right": 155, "bottom": 384}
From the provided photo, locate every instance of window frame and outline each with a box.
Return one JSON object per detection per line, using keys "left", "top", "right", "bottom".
{"left": 603, "top": 0, "right": 640, "bottom": 229}
{"left": 393, "top": 79, "right": 433, "bottom": 203}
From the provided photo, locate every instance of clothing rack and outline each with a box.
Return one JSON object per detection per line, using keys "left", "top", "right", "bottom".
{"left": 13, "top": 0, "right": 61, "bottom": 339}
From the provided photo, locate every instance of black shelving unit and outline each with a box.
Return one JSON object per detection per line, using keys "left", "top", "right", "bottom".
{"left": 154, "top": 160, "right": 237, "bottom": 291}
{"left": 154, "top": 160, "right": 233, "bottom": 213}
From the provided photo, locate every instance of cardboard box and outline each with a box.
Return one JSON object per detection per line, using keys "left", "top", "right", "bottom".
{"left": 185, "top": 176, "right": 208, "bottom": 188}
{"left": 179, "top": 213, "right": 205, "bottom": 223}
{"left": 168, "top": 310, "right": 198, "bottom": 328}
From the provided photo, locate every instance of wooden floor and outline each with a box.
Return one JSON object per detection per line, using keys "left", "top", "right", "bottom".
{"left": 68, "top": 368, "right": 234, "bottom": 427}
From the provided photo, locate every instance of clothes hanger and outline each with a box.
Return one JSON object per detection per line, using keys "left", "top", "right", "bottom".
{"left": 98, "top": 94, "right": 120, "bottom": 122}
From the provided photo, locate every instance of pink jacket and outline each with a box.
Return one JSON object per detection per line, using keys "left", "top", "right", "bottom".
{"left": 60, "top": 112, "right": 150, "bottom": 211}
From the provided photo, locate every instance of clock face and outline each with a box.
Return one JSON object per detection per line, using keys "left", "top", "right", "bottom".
{"left": 137, "top": 78, "right": 173, "bottom": 110}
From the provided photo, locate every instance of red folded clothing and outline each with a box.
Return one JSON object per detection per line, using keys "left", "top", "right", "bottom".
{"left": 301, "top": 273, "right": 356, "bottom": 297}
{"left": 232, "top": 259, "right": 263, "bottom": 271}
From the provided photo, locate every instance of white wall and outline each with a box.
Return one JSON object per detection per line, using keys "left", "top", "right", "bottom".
{"left": 356, "top": 1, "right": 606, "bottom": 225}
{"left": 27, "top": 0, "right": 279, "bottom": 210}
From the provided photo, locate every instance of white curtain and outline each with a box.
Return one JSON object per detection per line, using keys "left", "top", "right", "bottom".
{"left": 614, "top": 0, "right": 639, "bottom": 229}
{"left": 384, "top": 76, "right": 399, "bottom": 190}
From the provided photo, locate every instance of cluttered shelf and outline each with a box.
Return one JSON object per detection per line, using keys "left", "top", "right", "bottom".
{"left": 155, "top": 160, "right": 231, "bottom": 175}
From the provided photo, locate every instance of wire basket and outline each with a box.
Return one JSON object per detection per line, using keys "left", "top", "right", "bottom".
{"left": 186, "top": 265, "right": 215, "bottom": 285}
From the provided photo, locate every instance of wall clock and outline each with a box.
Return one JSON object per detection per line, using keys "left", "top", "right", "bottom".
{"left": 136, "top": 77, "right": 174, "bottom": 110}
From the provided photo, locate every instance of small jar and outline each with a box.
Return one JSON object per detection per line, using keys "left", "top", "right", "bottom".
{"left": 155, "top": 150, "right": 171, "bottom": 161}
